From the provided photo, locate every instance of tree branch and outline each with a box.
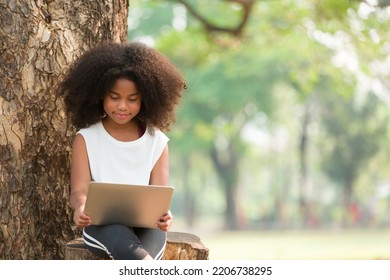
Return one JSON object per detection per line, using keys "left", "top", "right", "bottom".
{"left": 173, "top": 0, "right": 255, "bottom": 37}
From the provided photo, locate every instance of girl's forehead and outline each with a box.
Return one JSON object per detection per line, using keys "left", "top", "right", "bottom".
{"left": 106, "top": 78, "right": 139, "bottom": 95}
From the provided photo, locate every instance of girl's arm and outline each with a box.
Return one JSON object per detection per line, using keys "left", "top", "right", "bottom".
{"left": 149, "top": 144, "right": 169, "bottom": 186}
{"left": 70, "top": 134, "right": 92, "bottom": 227}
{"left": 150, "top": 145, "right": 172, "bottom": 232}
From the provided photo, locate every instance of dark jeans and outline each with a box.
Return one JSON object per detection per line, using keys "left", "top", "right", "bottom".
{"left": 83, "top": 224, "right": 166, "bottom": 260}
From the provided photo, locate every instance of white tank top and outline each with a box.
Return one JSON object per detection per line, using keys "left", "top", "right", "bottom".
{"left": 77, "top": 121, "right": 169, "bottom": 185}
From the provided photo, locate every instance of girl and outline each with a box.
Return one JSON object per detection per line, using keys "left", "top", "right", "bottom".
{"left": 59, "top": 42, "right": 185, "bottom": 260}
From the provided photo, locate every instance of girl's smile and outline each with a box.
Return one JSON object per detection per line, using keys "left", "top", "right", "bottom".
{"left": 113, "top": 112, "right": 131, "bottom": 120}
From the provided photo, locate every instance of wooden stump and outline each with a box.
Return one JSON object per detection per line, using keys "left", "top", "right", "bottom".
{"left": 162, "top": 232, "right": 209, "bottom": 260}
{"left": 64, "top": 231, "right": 209, "bottom": 260}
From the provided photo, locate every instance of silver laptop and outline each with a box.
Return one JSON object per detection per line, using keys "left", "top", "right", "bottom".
{"left": 84, "top": 182, "right": 174, "bottom": 228}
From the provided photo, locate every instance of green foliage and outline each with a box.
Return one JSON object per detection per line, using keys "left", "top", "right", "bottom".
{"left": 314, "top": 0, "right": 354, "bottom": 20}
{"left": 128, "top": 0, "right": 175, "bottom": 39}
{"left": 320, "top": 93, "right": 388, "bottom": 192}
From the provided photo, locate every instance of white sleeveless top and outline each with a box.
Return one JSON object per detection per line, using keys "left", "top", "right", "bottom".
{"left": 77, "top": 121, "right": 169, "bottom": 185}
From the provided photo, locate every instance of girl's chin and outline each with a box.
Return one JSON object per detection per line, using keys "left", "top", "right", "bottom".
{"left": 115, "top": 116, "right": 130, "bottom": 121}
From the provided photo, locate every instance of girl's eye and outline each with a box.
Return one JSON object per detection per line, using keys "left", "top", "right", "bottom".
{"left": 109, "top": 95, "right": 119, "bottom": 100}
{"left": 128, "top": 95, "right": 139, "bottom": 102}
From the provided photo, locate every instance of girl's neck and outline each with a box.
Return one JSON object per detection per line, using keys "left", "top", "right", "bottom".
{"left": 101, "top": 118, "right": 143, "bottom": 142}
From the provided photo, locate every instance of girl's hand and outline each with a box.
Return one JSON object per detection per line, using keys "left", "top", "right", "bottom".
{"left": 73, "top": 206, "right": 92, "bottom": 228}
{"left": 156, "top": 210, "right": 173, "bottom": 232}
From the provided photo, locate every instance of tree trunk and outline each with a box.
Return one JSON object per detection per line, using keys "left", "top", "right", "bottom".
{"left": 342, "top": 177, "right": 355, "bottom": 227}
{"left": 182, "top": 156, "right": 196, "bottom": 227}
{"left": 298, "top": 102, "right": 311, "bottom": 226}
{"left": 210, "top": 143, "right": 240, "bottom": 230}
{"left": 0, "top": 0, "right": 128, "bottom": 259}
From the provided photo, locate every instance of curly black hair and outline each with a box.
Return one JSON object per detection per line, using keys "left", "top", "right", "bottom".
{"left": 59, "top": 42, "right": 185, "bottom": 132}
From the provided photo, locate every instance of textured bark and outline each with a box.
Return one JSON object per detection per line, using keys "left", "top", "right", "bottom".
{"left": 64, "top": 232, "right": 209, "bottom": 260}
{"left": 162, "top": 231, "right": 209, "bottom": 260}
{"left": 0, "top": 0, "right": 128, "bottom": 259}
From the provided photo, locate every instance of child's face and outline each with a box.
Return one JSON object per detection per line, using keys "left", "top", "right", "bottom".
{"left": 103, "top": 78, "right": 141, "bottom": 125}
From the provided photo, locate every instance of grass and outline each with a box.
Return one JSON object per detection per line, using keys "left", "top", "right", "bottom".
{"left": 196, "top": 228, "right": 390, "bottom": 260}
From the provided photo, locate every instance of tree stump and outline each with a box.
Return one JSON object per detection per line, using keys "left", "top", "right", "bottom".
{"left": 64, "top": 231, "right": 209, "bottom": 260}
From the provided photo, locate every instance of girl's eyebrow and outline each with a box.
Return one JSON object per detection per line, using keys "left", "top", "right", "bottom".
{"left": 108, "top": 90, "right": 139, "bottom": 96}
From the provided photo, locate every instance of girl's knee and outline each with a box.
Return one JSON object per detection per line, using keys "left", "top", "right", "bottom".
{"left": 111, "top": 241, "right": 149, "bottom": 260}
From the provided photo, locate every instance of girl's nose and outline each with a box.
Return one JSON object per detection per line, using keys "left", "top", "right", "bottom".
{"left": 118, "top": 99, "right": 128, "bottom": 110}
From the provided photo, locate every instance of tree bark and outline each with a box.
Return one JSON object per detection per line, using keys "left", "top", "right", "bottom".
{"left": 0, "top": 0, "right": 128, "bottom": 259}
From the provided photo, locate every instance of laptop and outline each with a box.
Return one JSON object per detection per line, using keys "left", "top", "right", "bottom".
{"left": 84, "top": 182, "right": 174, "bottom": 228}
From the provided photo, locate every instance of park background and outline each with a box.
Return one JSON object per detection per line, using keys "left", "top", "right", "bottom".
{"left": 127, "top": 0, "right": 390, "bottom": 260}
{"left": 1, "top": 0, "right": 390, "bottom": 260}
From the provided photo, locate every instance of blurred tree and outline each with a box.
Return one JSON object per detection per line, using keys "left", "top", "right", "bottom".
{"left": 319, "top": 93, "right": 389, "bottom": 225}
{"left": 167, "top": 47, "right": 280, "bottom": 230}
